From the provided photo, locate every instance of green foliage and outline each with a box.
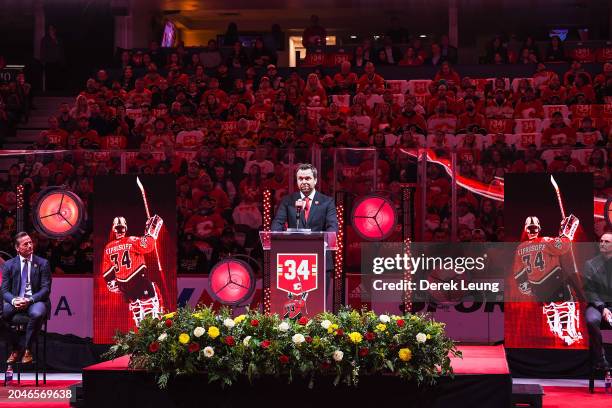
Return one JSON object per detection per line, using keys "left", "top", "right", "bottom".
{"left": 103, "top": 306, "right": 461, "bottom": 389}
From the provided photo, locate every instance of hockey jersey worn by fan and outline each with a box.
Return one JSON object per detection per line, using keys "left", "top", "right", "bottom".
{"left": 103, "top": 235, "right": 155, "bottom": 282}
{"left": 513, "top": 236, "right": 571, "bottom": 296}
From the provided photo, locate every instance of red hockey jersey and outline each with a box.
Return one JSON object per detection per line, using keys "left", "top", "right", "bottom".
{"left": 103, "top": 235, "right": 155, "bottom": 282}
{"left": 513, "top": 236, "right": 571, "bottom": 286}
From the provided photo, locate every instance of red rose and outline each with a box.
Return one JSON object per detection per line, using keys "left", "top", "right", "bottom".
{"left": 188, "top": 342, "right": 200, "bottom": 353}
{"left": 335, "top": 329, "right": 344, "bottom": 337}
{"left": 298, "top": 317, "right": 309, "bottom": 326}
{"left": 365, "top": 332, "right": 375, "bottom": 341}
{"left": 251, "top": 319, "right": 259, "bottom": 327}
{"left": 261, "top": 340, "right": 271, "bottom": 349}
{"left": 134, "top": 327, "right": 139, "bottom": 334}
{"left": 225, "top": 336, "right": 235, "bottom": 346}
{"left": 279, "top": 355, "right": 289, "bottom": 364}
{"left": 359, "top": 347, "right": 369, "bottom": 357}
{"left": 165, "top": 319, "right": 173, "bottom": 328}
{"left": 396, "top": 319, "right": 405, "bottom": 327}
{"left": 321, "top": 361, "right": 331, "bottom": 369}
{"left": 148, "top": 341, "right": 160, "bottom": 353}
{"left": 305, "top": 336, "right": 313, "bottom": 343}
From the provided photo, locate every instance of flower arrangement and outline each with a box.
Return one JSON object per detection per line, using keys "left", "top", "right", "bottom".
{"left": 104, "top": 307, "right": 461, "bottom": 389}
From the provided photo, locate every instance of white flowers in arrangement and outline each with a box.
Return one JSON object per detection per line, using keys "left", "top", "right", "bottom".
{"left": 157, "top": 333, "right": 167, "bottom": 342}
{"left": 416, "top": 333, "right": 427, "bottom": 343}
{"left": 379, "top": 314, "right": 390, "bottom": 323}
{"left": 203, "top": 346, "right": 215, "bottom": 358}
{"left": 243, "top": 336, "right": 252, "bottom": 346}
{"left": 292, "top": 333, "right": 305, "bottom": 344}
{"left": 223, "top": 318, "right": 236, "bottom": 329}
{"left": 321, "top": 319, "right": 332, "bottom": 329}
{"left": 278, "top": 322, "right": 290, "bottom": 332}
{"left": 332, "top": 350, "right": 344, "bottom": 362}
{"left": 193, "top": 327, "right": 205, "bottom": 338}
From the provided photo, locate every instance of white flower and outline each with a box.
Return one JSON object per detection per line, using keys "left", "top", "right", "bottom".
{"left": 321, "top": 319, "right": 332, "bottom": 329}
{"left": 332, "top": 350, "right": 344, "bottom": 362}
{"left": 193, "top": 327, "right": 205, "bottom": 338}
{"left": 158, "top": 333, "right": 167, "bottom": 342}
{"left": 223, "top": 318, "right": 236, "bottom": 329}
{"left": 278, "top": 322, "right": 290, "bottom": 332}
{"left": 379, "top": 314, "right": 391, "bottom": 323}
{"left": 416, "top": 333, "right": 427, "bottom": 343}
{"left": 243, "top": 336, "right": 252, "bottom": 346}
{"left": 292, "top": 333, "right": 305, "bottom": 344}
{"left": 203, "top": 346, "right": 215, "bottom": 358}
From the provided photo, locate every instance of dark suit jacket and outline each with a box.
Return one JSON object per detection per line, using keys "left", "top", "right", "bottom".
{"left": 1, "top": 255, "right": 52, "bottom": 308}
{"left": 271, "top": 191, "right": 338, "bottom": 233}
{"left": 583, "top": 254, "right": 612, "bottom": 311}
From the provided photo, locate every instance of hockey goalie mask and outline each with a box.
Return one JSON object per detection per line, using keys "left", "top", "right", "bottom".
{"left": 524, "top": 216, "right": 541, "bottom": 240}
{"left": 112, "top": 216, "right": 127, "bottom": 239}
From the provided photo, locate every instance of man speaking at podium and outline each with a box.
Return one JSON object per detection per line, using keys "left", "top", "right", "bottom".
{"left": 271, "top": 163, "right": 338, "bottom": 235}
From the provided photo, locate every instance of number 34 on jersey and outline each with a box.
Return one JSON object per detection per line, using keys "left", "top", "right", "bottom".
{"left": 276, "top": 254, "right": 318, "bottom": 296}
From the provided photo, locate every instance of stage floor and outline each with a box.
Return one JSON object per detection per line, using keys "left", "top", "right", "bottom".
{"left": 80, "top": 345, "right": 512, "bottom": 408}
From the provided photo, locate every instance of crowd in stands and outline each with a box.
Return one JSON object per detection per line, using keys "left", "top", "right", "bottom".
{"left": 0, "top": 57, "right": 33, "bottom": 143}
{"left": 2, "top": 31, "right": 612, "bottom": 274}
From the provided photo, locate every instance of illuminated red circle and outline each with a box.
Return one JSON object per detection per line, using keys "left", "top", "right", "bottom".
{"left": 351, "top": 195, "right": 396, "bottom": 241}
{"left": 208, "top": 259, "right": 255, "bottom": 305}
{"left": 33, "top": 189, "right": 85, "bottom": 238}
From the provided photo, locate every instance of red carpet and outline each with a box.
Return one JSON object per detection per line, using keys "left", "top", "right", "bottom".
{"left": 0, "top": 380, "right": 78, "bottom": 407}
{"left": 88, "top": 345, "right": 509, "bottom": 375}
{"left": 543, "top": 386, "right": 612, "bottom": 408}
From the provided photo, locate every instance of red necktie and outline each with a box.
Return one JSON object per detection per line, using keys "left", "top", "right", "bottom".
{"left": 304, "top": 197, "right": 311, "bottom": 221}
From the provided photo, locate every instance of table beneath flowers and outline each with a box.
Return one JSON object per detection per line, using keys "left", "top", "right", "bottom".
{"left": 82, "top": 345, "right": 511, "bottom": 408}
{"left": 83, "top": 308, "right": 511, "bottom": 408}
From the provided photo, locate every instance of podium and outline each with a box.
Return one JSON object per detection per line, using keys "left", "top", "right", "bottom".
{"left": 260, "top": 230, "right": 337, "bottom": 318}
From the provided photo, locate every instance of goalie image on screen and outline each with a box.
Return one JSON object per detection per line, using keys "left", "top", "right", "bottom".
{"left": 513, "top": 214, "right": 583, "bottom": 346}
{"left": 103, "top": 215, "right": 164, "bottom": 326}
{"left": 504, "top": 173, "right": 594, "bottom": 350}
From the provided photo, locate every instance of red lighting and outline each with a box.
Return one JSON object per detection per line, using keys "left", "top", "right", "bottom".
{"left": 33, "top": 189, "right": 85, "bottom": 238}
{"left": 208, "top": 259, "right": 255, "bottom": 306}
{"left": 351, "top": 195, "right": 396, "bottom": 241}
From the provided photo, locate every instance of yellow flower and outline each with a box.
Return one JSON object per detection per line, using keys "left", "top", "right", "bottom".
{"left": 391, "top": 315, "right": 401, "bottom": 321}
{"left": 399, "top": 348, "right": 412, "bottom": 362}
{"left": 233, "top": 315, "right": 247, "bottom": 324}
{"left": 208, "top": 326, "right": 220, "bottom": 339}
{"left": 192, "top": 312, "right": 204, "bottom": 319}
{"left": 375, "top": 323, "right": 387, "bottom": 332}
{"left": 348, "top": 332, "right": 363, "bottom": 344}
{"left": 178, "top": 333, "right": 190, "bottom": 344}
{"left": 163, "top": 312, "right": 176, "bottom": 319}
{"left": 426, "top": 334, "right": 431, "bottom": 339}
{"left": 327, "top": 323, "right": 339, "bottom": 334}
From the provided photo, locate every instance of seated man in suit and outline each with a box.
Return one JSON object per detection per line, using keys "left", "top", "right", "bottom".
{"left": 584, "top": 232, "right": 612, "bottom": 370}
{"left": 1, "top": 232, "right": 52, "bottom": 364}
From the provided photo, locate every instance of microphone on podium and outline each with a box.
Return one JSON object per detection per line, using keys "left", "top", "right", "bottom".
{"left": 295, "top": 199, "right": 305, "bottom": 229}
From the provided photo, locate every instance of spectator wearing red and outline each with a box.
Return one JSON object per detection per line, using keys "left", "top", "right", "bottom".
{"left": 427, "top": 83, "right": 458, "bottom": 115}
{"left": 357, "top": 62, "right": 385, "bottom": 94}
{"left": 302, "top": 73, "right": 327, "bottom": 107}
{"left": 541, "top": 76, "right": 567, "bottom": 104}
{"left": 41, "top": 116, "right": 68, "bottom": 148}
{"left": 427, "top": 100, "right": 457, "bottom": 134}
{"left": 392, "top": 98, "right": 427, "bottom": 132}
{"left": 398, "top": 47, "right": 424, "bottom": 66}
{"left": 547, "top": 146, "right": 584, "bottom": 172}
{"left": 542, "top": 112, "right": 576, "bottom": 147}
{"left": 576, "top": 117, "right": 603, "bottom": 147}
{"left": 457, "top": 97, "right": 486, "bottom": 131}
{"left": 128, "top": 79, "right": 152, "bottom": 106}
{"left": 72, "top": 117, "right": 100, "bottom": 148}
{"left": 484, "top": 89, "right": 513, "bottom": 119}
{"left": 567, "top": 73, "right": 595, "bottom": 104}
{"left": 434, "top": 62, "right": 461, "bottom": 87}
{"left": 514, "top": 87, "right": 544, "bottom": 118}
{"left": 563, "top": 60, "right": 592, "bottom": 86}
{"left": 332, "top": 61, "right": 358, "bottom": 93}
{"left": 533, "top": 63, "right": 559, "bottom": 91}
